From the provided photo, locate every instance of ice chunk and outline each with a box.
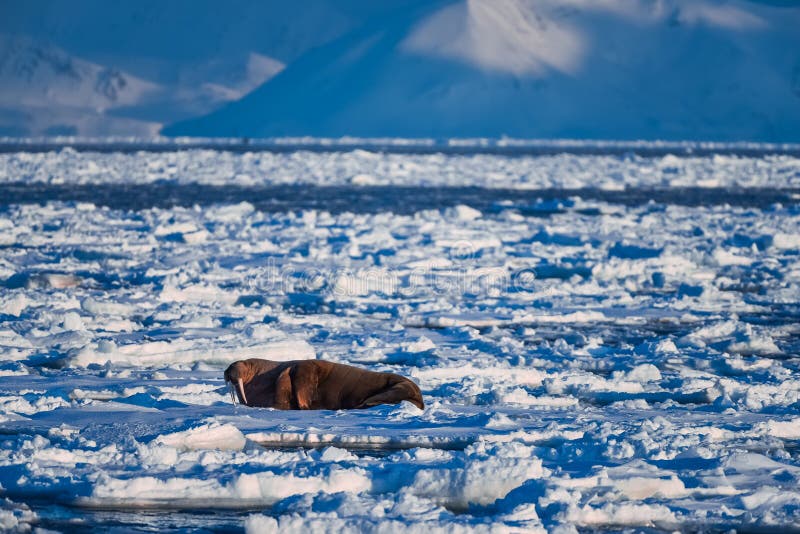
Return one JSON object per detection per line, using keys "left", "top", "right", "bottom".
{"left": 154, "top": 422, "right": 247, "bottom": 451}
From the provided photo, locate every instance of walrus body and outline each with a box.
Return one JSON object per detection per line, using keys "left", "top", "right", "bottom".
{"left": 224, "top": 358, "right": 424, "bottom": 410}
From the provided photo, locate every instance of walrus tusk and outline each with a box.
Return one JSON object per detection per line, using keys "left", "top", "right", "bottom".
{"left": 228, "top": 382, "right": 237, "bottom": 406}
{"left": 237, "top": 378, "right": 248, "bottom": 405}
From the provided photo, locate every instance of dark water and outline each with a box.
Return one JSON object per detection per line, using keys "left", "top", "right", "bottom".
{"left": 2, "top": 139, "right": 799, "bottom": 157}
{"left": 1, "top": 183, "right": 798, "bottom": 213}
{"left": 31, "top": 503, "right": 249, "bottom": 533}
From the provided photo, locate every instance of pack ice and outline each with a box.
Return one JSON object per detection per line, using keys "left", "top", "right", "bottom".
{"left": 0, "top": 146, "right": 799, "bottom": 532}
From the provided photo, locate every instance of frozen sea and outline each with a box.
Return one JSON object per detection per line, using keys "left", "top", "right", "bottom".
{"left": 1, "top": 141, "right": 800, "bottom": 532}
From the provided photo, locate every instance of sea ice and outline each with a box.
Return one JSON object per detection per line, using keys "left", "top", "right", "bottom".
{"left": 0, "top": 147, "right": 797, "bottom": 531}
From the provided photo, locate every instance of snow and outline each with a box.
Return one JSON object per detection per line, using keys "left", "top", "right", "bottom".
{"left": 0, "top": 35, "right": 162, "bottom": 137}
{"left": 163, "top": 0, "right": 800, "bottom": 141}
{"left": 0, "top": 1, "right": 357, "bottom": 137}
{"left": 401, "top": 0, "right": 587, "bottom": 77}
{"left": 0, "top": 146, "right": 799, "bottom": 530}
{"left": 2, "top": 1, "right": 797, "bottom": 140}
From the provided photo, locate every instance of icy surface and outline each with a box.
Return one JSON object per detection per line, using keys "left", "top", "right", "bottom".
{"left": 1, "top": 148, "right": 799, "bottom": 531}
{"left": 2, "top": 147, "right": 800, "bottom": 189}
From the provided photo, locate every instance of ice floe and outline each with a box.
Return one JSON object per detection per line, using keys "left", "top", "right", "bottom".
{"left": 0, "top": 148, "right": 798, "bottom": 530}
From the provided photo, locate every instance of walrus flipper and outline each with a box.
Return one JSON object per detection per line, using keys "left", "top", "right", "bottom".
{"left": 358, "top": 379, "right": 424, "bottom": 410}
{"left": 290, "top": 363, "right": 319, "bottom": 409}
{"left": 273, "top": 367, "right": 293, "bottom": 409}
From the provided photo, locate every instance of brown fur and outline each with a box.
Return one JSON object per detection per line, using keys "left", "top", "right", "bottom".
{"left": 224, "top": 359, "right": 424, "bottom": 410}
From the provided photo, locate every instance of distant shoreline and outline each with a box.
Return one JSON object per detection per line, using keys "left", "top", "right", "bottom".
{"left": 2, "top": 137, "right": 799, "bottom": 157}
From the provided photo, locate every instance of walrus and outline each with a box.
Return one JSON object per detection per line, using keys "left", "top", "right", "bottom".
{"left": 224, "top": 358, "right": 424, "bottom": 410}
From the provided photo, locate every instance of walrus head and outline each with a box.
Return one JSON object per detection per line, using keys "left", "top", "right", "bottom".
{"left": 224, "top": 361, "right": 254, "bottom": 405}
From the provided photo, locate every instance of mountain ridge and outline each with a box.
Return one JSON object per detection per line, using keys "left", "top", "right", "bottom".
{"left": 164, "top": 0, "right": 800, "bottom": 142}
{"left": 1, "top": 0, "right": 798, "bottom": 140}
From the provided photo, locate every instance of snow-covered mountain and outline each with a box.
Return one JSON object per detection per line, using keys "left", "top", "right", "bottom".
{"left": 165, "top": 0, "right": 800, "bottom": 141}
{"left": 1, "top": 0, "right": 799, "bottom": 140}
{"left": 0, "top": 33, "right": 290, "bottom": 137}
{"left": 0, "top": 35, "right": 164, "bottom": 136}
{"left": 0, "top": 36, "right": 157, "bottom": 110}
{"left": 0, "top": 0, "right": 367, "bottom": 136}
